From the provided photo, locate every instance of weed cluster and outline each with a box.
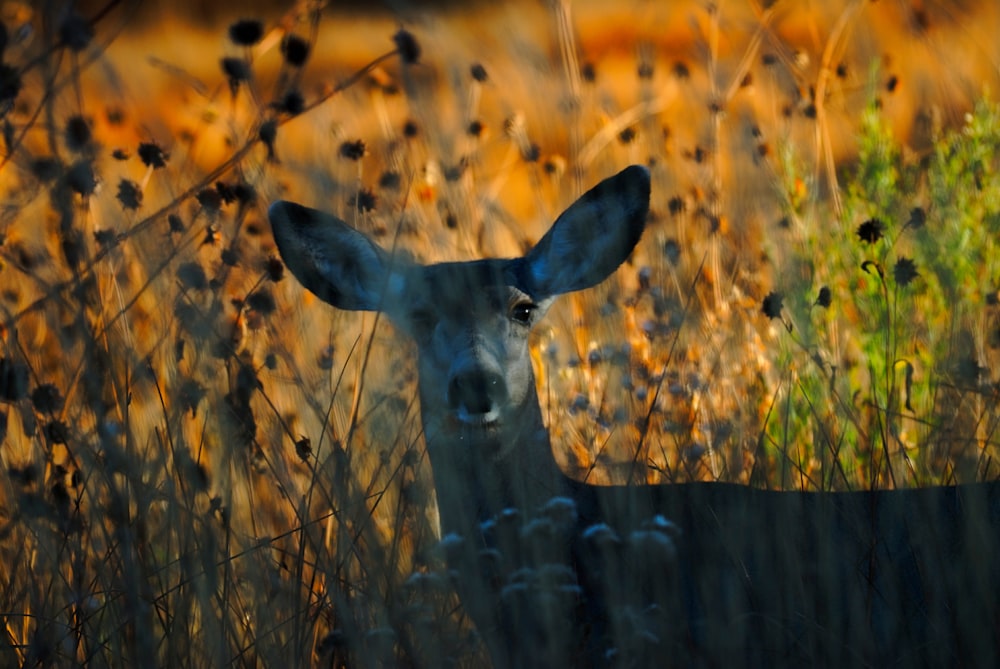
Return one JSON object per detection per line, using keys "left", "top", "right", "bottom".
{"left": 759, "top": 96, "right": 1000, "bottom": 490}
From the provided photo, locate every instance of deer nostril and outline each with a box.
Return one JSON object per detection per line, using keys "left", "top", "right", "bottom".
{"left": 448, "top": 370, "right": 507, "bottom": 423}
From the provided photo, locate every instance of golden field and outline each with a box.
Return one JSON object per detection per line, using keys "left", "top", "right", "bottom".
{"left": 1, "top": 0, "right": 999, "bottom": 665}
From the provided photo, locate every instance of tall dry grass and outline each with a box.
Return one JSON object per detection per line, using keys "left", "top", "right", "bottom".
{"left": 0, "top": 0, "right": 998, "bottom": 665}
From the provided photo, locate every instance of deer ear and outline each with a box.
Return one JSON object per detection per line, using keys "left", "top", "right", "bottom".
{"left": 268, "top": 201, "right": 399, "bottom": 311}
{"left": 523, "top": 165, "right": 649, "bottom": 299}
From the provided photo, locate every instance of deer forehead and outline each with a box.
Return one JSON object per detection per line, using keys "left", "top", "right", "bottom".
{"left": 392, "top": 258, "right": 533, "bottom": 315}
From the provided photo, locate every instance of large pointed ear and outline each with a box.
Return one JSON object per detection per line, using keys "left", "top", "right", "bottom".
{"left": 268, "top": 200, "right": 397, "bottom": 311}
{"left": 522, "top": 165, "right": 650, "bottom": 299}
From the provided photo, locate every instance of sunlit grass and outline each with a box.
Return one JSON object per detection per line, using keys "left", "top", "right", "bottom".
{"left": 0, "top": 1, "right": 998, "bottom": 665}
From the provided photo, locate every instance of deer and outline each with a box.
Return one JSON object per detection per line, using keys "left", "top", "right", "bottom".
{"left": 268, "top": 165, "right": 1000, "bottom": 668}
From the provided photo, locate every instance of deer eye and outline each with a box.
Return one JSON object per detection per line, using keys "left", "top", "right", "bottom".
{"left": 509, "top": 301, "right": 537, "bottom": 326}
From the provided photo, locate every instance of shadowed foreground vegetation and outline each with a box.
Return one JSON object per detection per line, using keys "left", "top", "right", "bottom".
{"left": 1, "top": 0, "right": 999, "bottom": 666}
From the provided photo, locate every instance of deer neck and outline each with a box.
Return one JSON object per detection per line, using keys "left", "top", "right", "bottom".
{"left": 420, "top": 382, "right": 568, "bottom": 539}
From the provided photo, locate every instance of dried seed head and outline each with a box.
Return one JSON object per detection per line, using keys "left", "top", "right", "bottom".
{"left": 856, "top": 218, "right": 885, "bottom": 244}
{"left": 65, "top": 115, "right": 92, "bottom": 152}
{"left": 231, "top": 182, "right": 256, "bottom": 205}
{"left": 281, "top": 34, "right": 310, "bottom": 67}
{"left": 339, "top": 139, "right": 366, "bottom": 161}
{"left": 94, "top": 229, "right": 116, "bottom": 247}
{"left": 177, "top": 262, "right": 208, "bottom": 291}
{"left": 258, "top": 119, "right": 277, "bottom": 145}
{"left": 815, "top": 286, "right": 832, "bottom": 308}
{"left": 295, "top": 437, "right": 312, "bottom": 461}
{"left": 66, "top": 160, "right": 98, "bottom": 196}
{"left": 663, "top": 239, "right": 681, "bottom": 265}
{"left": 118, "top": 179, "right": 142, "bottom": 211}
{"left": 30, "top": 157, "right": 60, "bottom": 182}
{"left": 179, "top": 378, "right": 206, "bottom": 416}
{"left": 668, "top": 196, "right": 686, "bottom": 216}
{"left": 0, "top": 357, "right": 29, "bottom": 401}
{"left": 59, "top": 12, "right": 93, "bottom": 52}
{"left": 45, "top": 420, "right": 69, "bottom": 444}
{"left": 521, "top": 143, "right": 540, "bottom": 163}
{"left": 0, "top": 64, "right": 21, "bottom": 111}
{"left": 318, "top": 346, "right": 335, "bottom": 370}
{"left": 235, "top": 362, "right": 261, "bottom": 404}
{"left": 221, "top": 57, "right": 252, "bottom": 93}
{"left": 31, "top": 384, "right": 64, "bottom": 413}
{"left": 379, "top": 170, "right": 402, "bottom": 190}
{"left": 196, "top": 188, "right": 222, "bottom": 212}
{"left": 266, "top": 257, "right": 284, "bottom": 282}
{"left": 275, "top": 89, "right": 304, "bottom": 115}
{"left": 393, "top": 29, "right": 421, "bottom": 64}
{"left": 470, "top": 63, "right": 488, "bottom": 82}
{"left": 351, "top": 188, "right": 377, "bottom": 212}
{"left": 443, "top": 162, "right": 465, "bottom": 182}
{"left": 138, "top": 141, "right": 168, "bottom": 168}
{"left": 8, "top": 464, "right": 38, "bottom": 487}
{"left": 228, "top": 19, "right": 264, "bottom": 47}
{"left": 247, "top": 289, "right": 276, "bottom": 316}
{"left": 893, "top": 257, "right": 919, "bottom": 287}
{"left": 258, "top": 119, "right": 278, "bottom": 161}
{"left": 761, "top": 291, "right": 784, "bottom": 319}
{"left": 543, "top": 155, "right": 565, "bottom": 176}
{"left": 215, "top": 181, "right": 237, "bottom": 204}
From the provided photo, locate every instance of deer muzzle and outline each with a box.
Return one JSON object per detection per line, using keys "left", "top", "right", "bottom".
{"left": 447, "top": 367, "right": 508, "bottom": 426}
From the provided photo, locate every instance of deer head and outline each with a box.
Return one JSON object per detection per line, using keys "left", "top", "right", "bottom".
{"left": 268, "top": 165, "right": 650, "bottom": 530}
